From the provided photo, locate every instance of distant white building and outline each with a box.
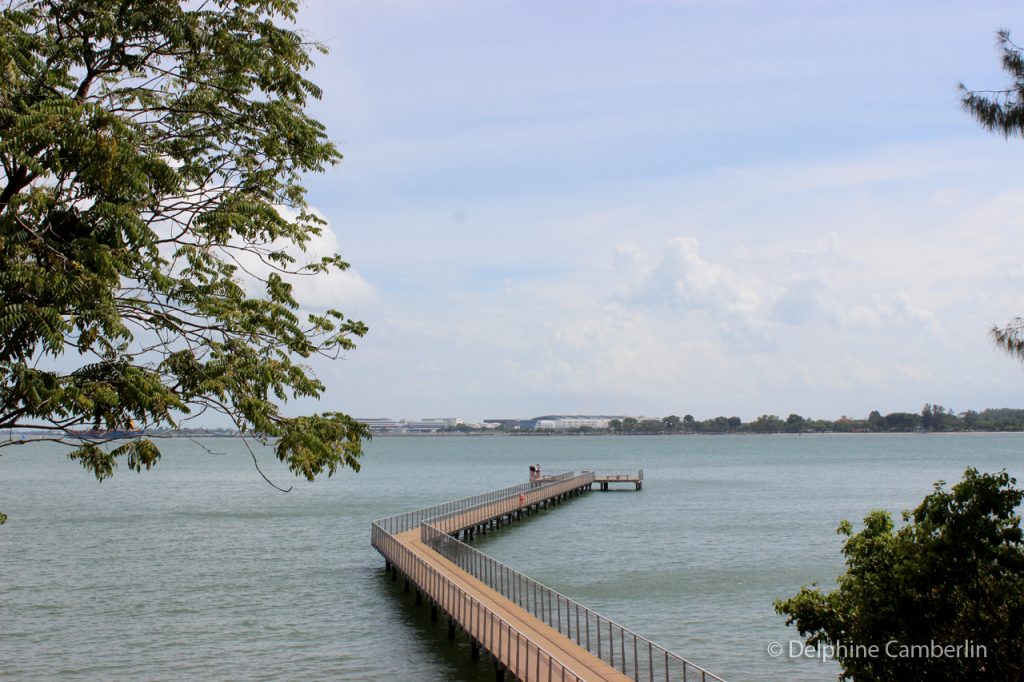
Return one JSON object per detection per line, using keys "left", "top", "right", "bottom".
{"left": 358, "top": 417, "right": 464, "bottom": 433}
{"left": 424, "top": 417, "right": 463, "bottom": 427}
{"left": 406, "top": 418, "right": 462, "bottom": 433}
{"left": 533, "top": 415, "right": 617, "bottom": 430}
{"left": 357, "top": 418, "right": 406, "bottom": 433}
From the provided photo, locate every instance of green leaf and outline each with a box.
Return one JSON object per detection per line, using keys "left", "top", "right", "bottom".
{"left": 67, "top": 443, "right": 117, "bottom": 481}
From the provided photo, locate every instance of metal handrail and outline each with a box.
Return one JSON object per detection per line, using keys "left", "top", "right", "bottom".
{"left": 371, "top": 521, "right": 588, "bottom": 681}
{"left": 420, "top": 474, "right": 723, "bottom": 682}
{"left": 585, "top": 469, "right": 644, "bottom": 480}
{"left": 373, "top": 471, "right": 726, "bottom": 682}
{"left": 373, "top": 471, "right": 576, "bottom": 535}
{"left": 423, "top": 472, "right": 595, "bottom": 536}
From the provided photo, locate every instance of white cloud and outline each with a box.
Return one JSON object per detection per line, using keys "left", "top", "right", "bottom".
{"left": 607, "top": 232, "right": 960, "bottom": 361}
{"left": 230, "top": 205, "right": 376, "bottom": 312}
{"left": 496, "top": 309, "right": 739, "bottom": 403}
{"left": 614, "top": 237, "right": 764, "bottom": 331}
{"left": 770, "top": 277, "right": 828, "bottom": 326}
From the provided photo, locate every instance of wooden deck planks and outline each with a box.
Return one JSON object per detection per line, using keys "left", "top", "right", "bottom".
{"left": 396, "top": 527, "right": 632, "bottom": 681}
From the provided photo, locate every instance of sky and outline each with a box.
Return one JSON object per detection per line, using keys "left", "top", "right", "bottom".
{"left": 275, "top": 0, "right": 1024, "bottom": 422}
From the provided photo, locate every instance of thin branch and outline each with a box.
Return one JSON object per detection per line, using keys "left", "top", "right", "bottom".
{"left": 239, "top": 434, "right": 292, "bottom": 493}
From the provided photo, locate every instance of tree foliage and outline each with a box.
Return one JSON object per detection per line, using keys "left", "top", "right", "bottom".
{"left": 960, "top": 31, "right": 1024, "bottom": 139}
{"left": 0, "top": 0, "right": 369, "bottom": 500}
{"left": 775, "top": 468, "right": 1024, "bottom": 681}
{"left": 593, "top": 407, "right": 1024, "bottom": 436}
{"left": 961, "top": 31, "right": 1024, "bottom": 363}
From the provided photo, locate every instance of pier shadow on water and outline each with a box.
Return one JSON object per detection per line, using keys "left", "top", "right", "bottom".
{"left": 374, "top": 566, "right": 499, "bottom": 682}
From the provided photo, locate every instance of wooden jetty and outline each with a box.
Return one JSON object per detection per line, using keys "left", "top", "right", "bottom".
{"left": 371, "top": 470, "right": 725, "bottom": 682}
{"left": 591, "top": 470, "right": 644, "bottom": 491}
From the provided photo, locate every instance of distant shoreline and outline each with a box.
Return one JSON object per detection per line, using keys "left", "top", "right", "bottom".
{"left": 7, "top": 428, "right": 1022, "bottom": 443}
{"left": 367, "top": 429, "right": 1024, "bottom": 437}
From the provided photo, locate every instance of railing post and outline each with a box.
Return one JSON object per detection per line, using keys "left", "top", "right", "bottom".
{"left": 515, "top": 631, "right": 520, "bottom": 679}
{"left": 609, "top": 620, "right": 614, "bottom": 668}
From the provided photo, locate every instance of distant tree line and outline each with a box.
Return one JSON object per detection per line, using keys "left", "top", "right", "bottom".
{"left": 605, "top": 404, "right": 1024, "bottom": 434}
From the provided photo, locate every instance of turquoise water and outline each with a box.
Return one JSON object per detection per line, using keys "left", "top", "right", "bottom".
{"left": 1, "top": 433, "right": 1021, "bottom": 681}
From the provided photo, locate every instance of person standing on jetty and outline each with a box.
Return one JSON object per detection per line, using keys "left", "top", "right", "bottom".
{"left": 529, "top": 465, "right": 537, "bottom": 485}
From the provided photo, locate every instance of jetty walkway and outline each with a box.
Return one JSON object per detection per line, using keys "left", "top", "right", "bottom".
{"left": 371, "top": 471, "right": 726, "bottom": 682}
{"left": 593, "top": 470, "right": 643, "bottom": 491}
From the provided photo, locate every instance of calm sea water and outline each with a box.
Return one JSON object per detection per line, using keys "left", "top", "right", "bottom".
{"left": 1, "top": 433, "right": 1021, "bottom": 681}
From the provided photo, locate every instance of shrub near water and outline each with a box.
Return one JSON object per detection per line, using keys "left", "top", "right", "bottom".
{"left": 775, "top": 467, "right": 1024, "bottom": 681}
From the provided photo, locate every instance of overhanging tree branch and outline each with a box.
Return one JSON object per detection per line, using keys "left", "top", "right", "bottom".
{"left": 0, "top": 0, "right": 370, "bottom": 511}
